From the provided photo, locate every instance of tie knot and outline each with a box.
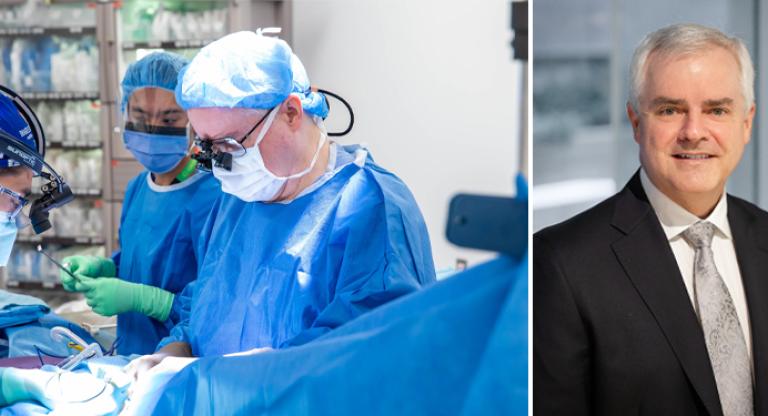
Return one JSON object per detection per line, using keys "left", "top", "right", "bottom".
{"left": 683, "top": 221, "right": 715, "bottom": 248}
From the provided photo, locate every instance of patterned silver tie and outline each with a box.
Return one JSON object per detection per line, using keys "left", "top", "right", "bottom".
{"left": 683, "top": 221, "right": 753, "bottom": 416}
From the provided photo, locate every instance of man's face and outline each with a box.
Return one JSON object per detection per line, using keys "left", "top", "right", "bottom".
{"left": 188, "top": 107, "right": 271, "bottom": 148}
{"left": 627, "top": 46, "right": 755, "bottom": 205}
{"left": 127, "top": 88, "right": 188, "bottom": 128}
{"left": 188, "top": 107, "right": 285, "bottom": 171}
{"left": 0, "top": 167, "right": 32, "bottom": 215}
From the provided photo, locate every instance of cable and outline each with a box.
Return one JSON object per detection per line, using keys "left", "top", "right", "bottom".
{"left": 34, "top": 344, "right": 69, "bottom": 367}
{"left": 318, "top": 89, "right": 355, "bottom": 136}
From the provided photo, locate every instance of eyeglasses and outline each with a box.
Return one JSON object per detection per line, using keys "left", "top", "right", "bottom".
{"left": 193, "top": 108, "right": 275, "bottom": 172}
{"left": 0, "top": 185, "right": 30, "bottom": 228}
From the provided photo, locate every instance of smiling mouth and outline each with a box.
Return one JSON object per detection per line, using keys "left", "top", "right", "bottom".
{"left": 673, "top": 153, "right": 714, "bottom": 160}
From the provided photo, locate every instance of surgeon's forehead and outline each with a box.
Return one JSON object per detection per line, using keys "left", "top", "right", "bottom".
{"left": 188, "top": 107, "right": 267, "bottom": 138}
{"left": 129, "top": 88, "right": 182, "bottom": 110}
{"left": 129, "top": 87, "right": 176, "bottom": 103}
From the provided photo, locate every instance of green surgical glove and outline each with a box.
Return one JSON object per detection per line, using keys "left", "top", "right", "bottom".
{"left": 59, "top": 255, "right": 116, "bottom": 292}
{"left": 76, "top": 275, "right": 174, "bottom": 321}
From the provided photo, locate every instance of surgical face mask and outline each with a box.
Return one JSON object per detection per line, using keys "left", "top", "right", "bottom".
{"left": 212, "top": 108, "right": 327, "bottom": 202}
{"left": 0, "top": 217, "right": 18, "bottom": 267}
{"left": 123, "top": 123, "right": 189, "bottom": 174}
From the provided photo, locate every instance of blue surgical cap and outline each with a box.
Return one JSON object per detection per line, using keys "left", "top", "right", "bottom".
{"left": 0, "top": 92, "right": 37, "bottom": 169}
{"left": 176, "top": 31, "right": 329, "bottom": 118}
{"left": 290, "top": 53, "right": 329, "bottom": 119}
{"left": 121, "top": 51, "right": 190, "bottom": 112}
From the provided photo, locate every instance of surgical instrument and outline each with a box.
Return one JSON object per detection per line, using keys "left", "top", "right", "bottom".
{"left": 36, "top": 244, "right": 80, "bottom": 282}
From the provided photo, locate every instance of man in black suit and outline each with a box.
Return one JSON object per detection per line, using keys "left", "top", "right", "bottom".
{"left": 534, "top": 24, "right": 764, "bottom": 416}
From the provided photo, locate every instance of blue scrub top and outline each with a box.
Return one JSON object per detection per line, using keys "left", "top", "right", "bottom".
{"left": 160, "top": 144, "right": 436, "bottom": 356}
{"left": 115, "top": 170, "right": 221, "bottom": 355}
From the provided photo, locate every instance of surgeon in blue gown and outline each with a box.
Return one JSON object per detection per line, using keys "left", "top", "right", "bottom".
{"left": 127, "top": 31, "right": 435, "bottom": 374}
{"left": 59, "top": 52, "right": 222, "bottom": 355}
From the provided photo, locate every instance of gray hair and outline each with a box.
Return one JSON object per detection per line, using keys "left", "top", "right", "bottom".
{"left": 629, "top": 23, "right": 754, "bottom": 111}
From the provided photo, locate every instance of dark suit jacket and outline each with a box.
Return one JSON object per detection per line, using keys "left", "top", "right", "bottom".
{"left": 534, "top": 172, "right": 768, "bottom": 416}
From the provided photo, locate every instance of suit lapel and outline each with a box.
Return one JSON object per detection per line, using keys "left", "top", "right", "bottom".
{"left": 610, "top": 173, "right": 723, "bottom": 416}
{"left": 729, "top": 198, "right": 768, "bottom": 415}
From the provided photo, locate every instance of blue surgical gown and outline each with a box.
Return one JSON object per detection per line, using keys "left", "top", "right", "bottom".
{"left": 115, "top": 171, "right": 221, "bottom": 355}
{"left": 142, "top": 254, "right": 527, "bottom": 415}
{"left": 159, "top": 144, "right": 436, "bottom": 356}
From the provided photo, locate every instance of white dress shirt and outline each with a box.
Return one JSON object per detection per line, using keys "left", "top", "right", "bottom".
{"left": 640, "top": 170, "right": 752, "bottom": 359}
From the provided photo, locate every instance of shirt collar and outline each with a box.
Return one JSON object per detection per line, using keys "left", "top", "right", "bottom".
{"left": 640, "top": 169, "right": 731, "bottom": 241}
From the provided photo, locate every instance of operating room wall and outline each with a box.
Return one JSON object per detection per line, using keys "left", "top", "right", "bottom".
{"left": 292, "top": 0, "right": 522, "bottom": 270}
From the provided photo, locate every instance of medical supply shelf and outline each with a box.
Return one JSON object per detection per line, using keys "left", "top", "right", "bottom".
{"left": 0, "top": 0, "right": 24, "bottom": 7}
{"left": 31, "top": 188, "right": 102, "bottom": 197}
{"left": 0, "top": 26, "right": 96, "bottom": 36}
{"left": 0, "top": 1, "right": 103, "bottom": 289}
{"left": 0, "top": 0, "right": 292, "bottom": 290}
{"left": 67, "top": 188, "right": 102, "bottom": 196}
{"left": 122, "top": 39, "right": 214, "bottom": 50}
{"left": 47, "top": 143, "right": 101, "bottom": 150}
{"left": 23, "top": 92, "right": 100, "bottom": 101}
{"left": 16, "top": 236, "right": 105, "bottom": 245}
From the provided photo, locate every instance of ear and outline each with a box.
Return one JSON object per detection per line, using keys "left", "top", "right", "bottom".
{"left": 743, "top": 103, "right": 756, "bottom": 145}
{"left": 282, "top": 95, "right": 304, "bottom": 131}
{"left": 626, "top": 102, "right": 642, "bottom": 143}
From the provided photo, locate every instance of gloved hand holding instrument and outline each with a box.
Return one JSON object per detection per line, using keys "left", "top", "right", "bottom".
{"left": 58, "top": 255, "right": 174, "bottom": 321}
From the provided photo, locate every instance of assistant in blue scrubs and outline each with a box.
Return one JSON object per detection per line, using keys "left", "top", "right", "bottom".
{"left": 60, "top": 52, "right": 222, "bottom": 355}
{"left": 113, "top": 169, "right": 220, "bottom": 355}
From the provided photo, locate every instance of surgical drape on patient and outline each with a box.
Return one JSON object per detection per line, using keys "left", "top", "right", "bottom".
{"left": 0, "top": 356, "right": 132, "bottom": 415}
{"left": 0, "top": 291, "right": 48, "bottom": 330}
{"left": 145, "top": 254, "right": 527, "bottom": 415}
